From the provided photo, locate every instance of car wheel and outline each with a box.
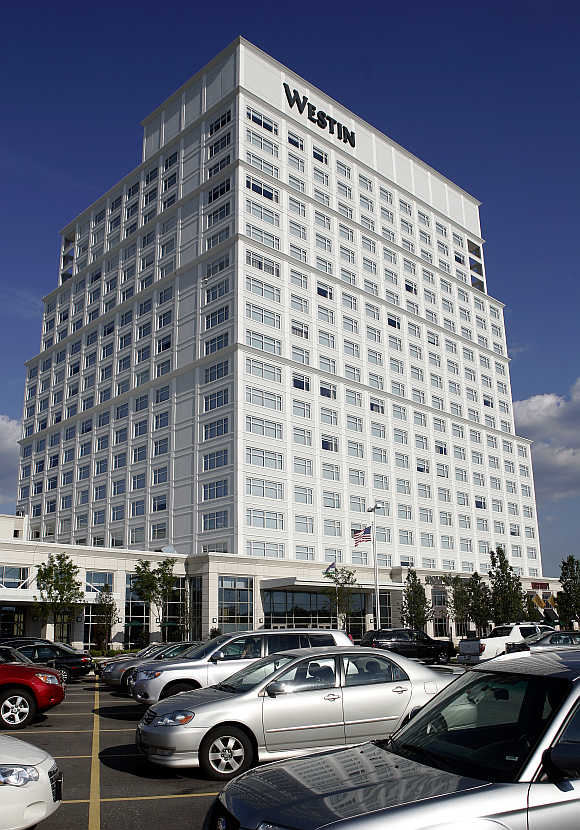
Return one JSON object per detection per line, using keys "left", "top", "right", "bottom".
{"left": 437, "top": 651, "right": 450, "bottom": 665}
{"left": 200, "top": 726, "right": 254, "bottom": 781}
{"left": 0, "top": 688, "right": 37, "bottom": 729}
{"left": 60, "top": 668, "right": 70, "bottom": 684}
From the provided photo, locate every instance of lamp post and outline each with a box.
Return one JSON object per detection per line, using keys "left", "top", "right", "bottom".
{"left": 367, "top": 501, "right": 384, "bottom": 631}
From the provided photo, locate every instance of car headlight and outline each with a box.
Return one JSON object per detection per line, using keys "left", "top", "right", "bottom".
{"left": 150, "top": 709, "right": 195, "bottom": 727}
{"left": 34, "top": 673, "right": 60, "bottom": 685}
{"left": 141, "top": 670, "right": 163, "bottom": 680}
{"left": 0, "top": 765, "right": 40, "bottom": 787}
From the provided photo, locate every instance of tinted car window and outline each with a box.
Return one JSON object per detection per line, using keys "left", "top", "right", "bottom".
{"left": 519, "top": 626, "right": 538, "bottom": 639}
{"left": 220, "top": 635, "right": 262, "bottom": 661}
{"left": 37, "top": 645, "right": 58, "bottom": 660}
{"left": 343, "top": 654, "right": 409, "bottom": 686}
{"left": 560, "top": 705, "right": 580, "bottom": 743}
{"left": 265, "top": 633, "right": 301, "bottom": 653}
{"left": 488, "top": 626, "right": 513, "bottom": 638}
{"left": 308, "top": 633, "right": 335, "bottom": 647}
{"left": 17, "top": 646, "right": 35, "bottom": 659}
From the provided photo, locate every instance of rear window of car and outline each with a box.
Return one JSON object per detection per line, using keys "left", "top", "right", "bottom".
{"left": 308, "top": 633, "right": 335, "bottom": 647}
{"left": 488, "top": 626, "right": 513, "bottom": 638}
{"left": 265, "top": 633, "right": 302, "bottom": 653}
{"left": 519, "top": 626, "right": 538, "bottom": 639}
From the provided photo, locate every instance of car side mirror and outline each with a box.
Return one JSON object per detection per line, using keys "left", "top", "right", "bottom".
{"left": 266, "top": 681, "right": 286, "bottom": 698}
{"left": 543, "top": 745, "right": 580, "bottom": 780}
{"left": 210, "top": 651, "right": 225, "bottom": 663}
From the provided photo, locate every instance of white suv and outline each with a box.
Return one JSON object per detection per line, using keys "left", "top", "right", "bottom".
{"left": 480, "top": 622, "right": 551, "bottom": 659}
{"left": 131, "top": 629, "right": 352, "bottom": 704}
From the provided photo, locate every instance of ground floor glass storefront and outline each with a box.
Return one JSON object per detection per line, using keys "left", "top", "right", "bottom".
{"left": 263, "top": 589, "right": 368, "bottom": 640}
{"left": 0, "top": 605, "right": 24, "bottom": 637}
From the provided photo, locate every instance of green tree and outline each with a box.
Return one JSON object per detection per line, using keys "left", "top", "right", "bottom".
{"left": 322, "top": 565, "right": 358, "bottom": 629}
{"left": 489, "top": 547, "right": 525, "bottom": 624}
{"left": 524, "top": 594, "right": 543, "bottom": 623}
{"left": 558, "top": 555, "right": 580, "bottom": 626}
{"left": 91, "top": 584, "right": 119, "bottom": 652}
{"left": 556, "top": 590, "right": 575, "bottom": 629}
{"left": 443, "top": 575, "right": 471, "bottom": 635}
{"left": 34, "top": 552, "right": 84, "bottom": 642}
{"left": 400, "top": 569, "right": 432, "bottom": 630}
{"left": 132, "top": 559, "right": 178, "bottom": 642}
{"left": 466, "top": 572, "right": 492, "bottom": 635}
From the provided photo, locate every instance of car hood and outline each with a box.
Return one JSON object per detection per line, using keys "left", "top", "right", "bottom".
{"left": 148, "top": 685, "right": 237, "bottom": 713}
{"left": 0, "top": 734, "right": 50, "bottom": 766}
{"left": 221, "top": 742, "right": 487, "bottom": 829}
{"left": 137, "top": 657, "right": 204, "bottom": 674}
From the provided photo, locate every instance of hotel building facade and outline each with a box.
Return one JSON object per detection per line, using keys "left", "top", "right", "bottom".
{"left": 10, "top": 38, "right": 546, "bottom": 643}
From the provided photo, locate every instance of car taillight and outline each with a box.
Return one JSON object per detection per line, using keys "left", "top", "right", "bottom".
{"left": 81, "top": 657, "right": 91, "bottom": 662}
{"left": 371, "top": 642, "right": 377, "bottom": 648}
{"left": 479, "top": 644, "right": 485, "bottom": 654}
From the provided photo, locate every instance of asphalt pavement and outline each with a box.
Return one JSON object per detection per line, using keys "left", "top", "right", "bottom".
{"left": 14, "top": 676, "right": 218, "bottom": 830}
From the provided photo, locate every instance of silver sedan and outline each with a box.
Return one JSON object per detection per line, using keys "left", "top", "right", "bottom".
{"left": 209, "top": 650, "right": 580, "bottom": 830}
{"left": 136, "top": 646, "right": 454, "bottom": 780}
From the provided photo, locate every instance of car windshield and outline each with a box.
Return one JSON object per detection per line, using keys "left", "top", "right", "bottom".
{"left": 55, "top": 643, "right": 79, "bottom": 655}
{"left": 180, "top": 635, "right": 231, "bottom": 661}
{"left": 214, "top": 654, "right": 297, "bottom": 694}
{"left": 160, "top": 642, "right": 197, "bottom": 659}
{"left": 0, "top": 646, "right": 33, "bottom": 664}
{"left": 487, "top": 626, "right": 513, "bottom": 638}
{"left": 383, "top": 669, "right": 570, "bottom": 783}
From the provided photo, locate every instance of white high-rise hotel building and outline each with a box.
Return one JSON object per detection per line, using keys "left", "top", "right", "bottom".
{"left": 16, "top": 38, "right": 543, "bottom": 638}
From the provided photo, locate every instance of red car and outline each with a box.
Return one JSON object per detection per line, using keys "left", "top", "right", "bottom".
{"left": 0, "top": 645, "right": 65, "bottom": 729}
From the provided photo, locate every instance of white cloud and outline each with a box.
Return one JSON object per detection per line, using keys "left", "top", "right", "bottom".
{"left": 0, "top": 414, "right": 20, "bottom": 506}
{"left": 514, "top": 378, "right": 580, "bottom": 500}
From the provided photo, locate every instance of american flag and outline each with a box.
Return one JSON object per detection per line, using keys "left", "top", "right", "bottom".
{"left": 353, "top": 526, "right": 372, "bottom": 547}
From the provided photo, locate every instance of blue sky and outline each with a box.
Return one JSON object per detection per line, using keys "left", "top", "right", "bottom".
{"left": 0, "top": 0, "right": 578, "bottom": 576}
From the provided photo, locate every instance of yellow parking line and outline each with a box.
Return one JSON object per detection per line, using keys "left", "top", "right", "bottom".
{"left": 54, "top": 753, "right": 142, "bottom": 760}
{"left": 54, "top": 755, "right": 92, "bottom": 759}
{"left": 62, "top": 792, "right": 218, "bottom": 805}
{"left": 102, "top": 792, "right": 219, "bottom": 802}
{"left": 88, "top": 686, "right": 100, "bottom": 830}
{"left": 16, "top": 728, "right": 135, "bottom": 734}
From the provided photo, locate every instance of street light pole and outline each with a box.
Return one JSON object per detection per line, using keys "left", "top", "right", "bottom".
{"left": 367, "top": 502, "right": 383, "bottom": 631}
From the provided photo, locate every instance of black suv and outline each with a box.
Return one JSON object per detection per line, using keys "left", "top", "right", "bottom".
{"left": 360, "top": 628, "right": 455, "bottom": 664}
{"left": 14, "top": 641, "right": 93, "bottom": 683}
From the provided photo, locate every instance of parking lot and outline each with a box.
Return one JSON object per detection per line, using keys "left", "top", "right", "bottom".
{"left": 16, "top": 676, "right": 218, "bottom": 830}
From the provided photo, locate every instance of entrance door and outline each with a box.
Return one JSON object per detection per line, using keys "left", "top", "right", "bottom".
{"left": 262, "top": 656, "right": 345, "bottom": 751}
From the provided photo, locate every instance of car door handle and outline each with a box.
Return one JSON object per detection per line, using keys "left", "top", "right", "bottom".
{"left": 392, "top": 686, "right": 408, "bottom": 694}
{"left": 324, "top": 693, "right": 340, "bottom": 701}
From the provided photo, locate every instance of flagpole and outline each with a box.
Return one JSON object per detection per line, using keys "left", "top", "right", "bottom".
{"left": 367, "top": 502, "right": 383, "bottom": 631}
{"left": 373, "top": 516, "right": 380, "bottom": 631}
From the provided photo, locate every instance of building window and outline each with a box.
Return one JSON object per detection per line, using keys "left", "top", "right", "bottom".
{"left": 218, "top": 575, "right": 253, "bottom": 633}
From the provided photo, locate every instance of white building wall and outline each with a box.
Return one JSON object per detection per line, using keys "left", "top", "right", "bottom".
{"left": 14, "top": 38, "right": 542, "bottom": 622}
